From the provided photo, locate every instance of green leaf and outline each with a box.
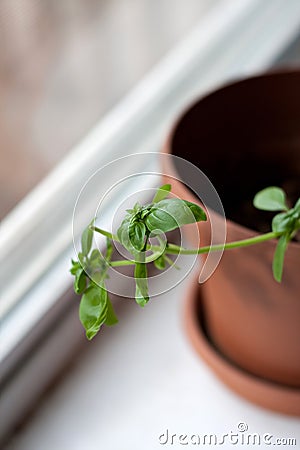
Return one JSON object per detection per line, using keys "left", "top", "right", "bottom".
{"left": 253, "top": 187, "right": 288, "bottom": 211}
{"left": 117, "top": 217, "right": 135, "bottom": 253}
{"left": 81, "top": 222, "right": 94, "bottom": 256}
{"left": 272, "top": 207, "right": 300, "bottom": 234}
{"left": 129, "top": 221, "right": 146, "bottom": 251}
{"left": 134, "top": 261, "right": 149, "bottom": 307}
{"left": 272, "top": 212, "right": 292, "bottom": 233}
{"left": 105, "top": 297, "right": 118, "bottom": 326}
{"left": 79, "top": 285, "right": 108, "bottom": 340}
{"left": 153, "top": 254, "right": 166, "bottom": 270}
{"left": 152, "top": 184, "right": 171, "bottom": 203}
{"left": 74, "top": 268, "right": 87, "bottom": 294}
{"left": 106, "top": 237, "right": 113, "bottom": 262}
{"left": 272, "top": 233, "right": 290, "bottom": 282}
{"left": 294, "top": 198, "right": 300, "bottom": 212}
{"left": 89, "top": 248, "right": 103, "bottom": 266}
{"left": 70, "top": 259, "right": 81, "bottom": 275}
{"left": 145, "top": 198, "right": 206, "bottom": 233}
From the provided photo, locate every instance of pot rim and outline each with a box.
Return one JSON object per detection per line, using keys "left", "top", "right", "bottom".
{"left": 162, "top": 68, "right": 300, "bottom": 252}
{"left": 183, "top": 270, "right": 300, "bottom": 416}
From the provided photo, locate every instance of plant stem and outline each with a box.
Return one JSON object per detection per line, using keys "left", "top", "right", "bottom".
{"left": 110, "top": 250, "right": 165, "bottom": 267}
{"left": 165, "top": 231, "right": 282, "bottom": 255}
{"left": 99, "top": 230, "right": 283, "bottom": 268}
{"left": 91, "top": 226, "right": 118, "bottom": 241}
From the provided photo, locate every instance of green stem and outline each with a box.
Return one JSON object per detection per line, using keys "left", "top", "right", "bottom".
{"left": 91, "top": 226, "right": 118, "bottom": 241}
{"left": 166, "top": 231, "right": 282, "bottom": 255}
{"left": 110, "top": 250, "right": 165, "bottom": 267}
{"left": 95, "top": 229, "right": 283, "bottom": 267}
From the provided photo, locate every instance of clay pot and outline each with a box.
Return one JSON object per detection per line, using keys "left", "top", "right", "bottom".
{"left": 162, "top": 70, "right": 300, "bottom": 413}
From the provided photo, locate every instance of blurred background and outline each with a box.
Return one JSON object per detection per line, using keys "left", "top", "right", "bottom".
{"left": 0, "top": 0, "right": 218, "bottom": 220}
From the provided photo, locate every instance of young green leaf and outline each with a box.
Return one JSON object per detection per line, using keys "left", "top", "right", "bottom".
{"left": 79, "top": 284, "right": 108, "bottom": 340}
{"left": 106, "top": 237, "right": 113, "bottom": 262}
{"left": 134, "top": 261, "right": 149, "bottom": 307}
{"left": 153, "top": 254, "right": 166, "bottom": 270}
{"left": 129, "top": 221, "right": 146, "bottom": 251}
{"left": 81, "top": 222, "right": 94, "bottom": 256}
{"left": 105, "top": 298, "right": 119, "bottom": 326}
{"left": 272, "top": 233, "right": 290, "bottom": 282}
{"left": 152, "top": 184, "right": 171, "bottom": 203}
{"left": 253, "top": 187, "right": 288, "bottom": 211}
{"left": 272, "top": 206, "right": 300, "bottom": 234}
{"left": 70, "top": 259, "right": 81, "bottom": 275}
{"left": 117, "top": 217, "right": 135, "bottom": 253}
{"left": 74, "top": 268, "right": 87, "bottom": 294}
{"left": 145, "top": 198, "right": 206, "bottom": 233}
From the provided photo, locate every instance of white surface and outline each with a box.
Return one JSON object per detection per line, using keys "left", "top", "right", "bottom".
{"left": 6, "top": 262, "right": 300, "bottom": 450}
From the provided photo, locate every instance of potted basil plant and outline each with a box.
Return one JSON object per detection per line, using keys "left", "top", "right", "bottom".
{"left": 70, "top": 182, "right": 300, "bottom": 415}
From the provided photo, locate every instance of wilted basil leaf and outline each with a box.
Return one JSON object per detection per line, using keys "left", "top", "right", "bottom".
{"left": 152, "top": 184, "right": 171, "bottom": 203}
{"left": 254, "top": 187, "right": 288, "bottom": 211}
{"left": 79, "top": 285, "right": 108, "bottom": 340}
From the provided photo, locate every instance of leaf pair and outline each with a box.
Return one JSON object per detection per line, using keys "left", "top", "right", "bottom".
{"left": 145, "top": 198, "right": 206, "bottom": 234}
{"left": 70, "top": 223, "right": 118, "bottom": 339}
{"left": 79, "top": 283, "right": 118, "bottom": 340}
{"left": 254, "top": 187, "right": 300, "bottom": 282}
{"left": 117, "top": 184, "right": 206, "bottom": 254}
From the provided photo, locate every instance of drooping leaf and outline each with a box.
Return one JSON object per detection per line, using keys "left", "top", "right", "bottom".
{"left": 105, "top": 297, "right": 119, "bottom": 326}
{"left": 134, "top": 260, "right": 149, "bottom": 307}
{"left": 152, "top": 184, "right": 171, "bottom": 203}
{"left": 145, "top": 198, "right": 206, "bottom": 233}
{"left": 153, "top": 254, "right": 166, "bottom": 270}
{"left": 253, "top": 187, "right": 288, "bottom": 211}
{"left": 272, "top": 233, "right": 290, "bottom": 282}
{"left": 272, "top": 212, "right": 291, "bottom": 233}
{"left": 106, "top": 237, "right": 113, "bottom": 262}
{"left": 74, "top": 268, "right": 87, "bottom": 294}
{"left": 129, "top": 221, "right": 146, "bottom": 251}
{"left": 81, "top": 222, "right": 94, "bottom": 256}
{"left": 79, "top": 285, "right": 108, "bottom": 340}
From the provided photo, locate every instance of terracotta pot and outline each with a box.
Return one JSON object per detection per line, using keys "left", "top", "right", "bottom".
{"left": 161, "top": 70, "right": 300, "bottom": 410}
{"left": 183, "top": 271, "right": 300, "bottom": 416}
